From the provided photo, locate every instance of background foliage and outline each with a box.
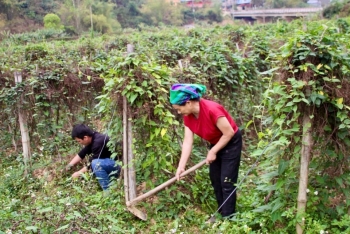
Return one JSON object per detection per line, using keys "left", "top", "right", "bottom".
{"left": 0, "top": 0, "right": 224, "bottom": 35}
{"left": 1, "top": 0, "right": 340, "bottom": 36}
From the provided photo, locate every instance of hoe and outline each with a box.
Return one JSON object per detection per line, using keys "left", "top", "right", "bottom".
{"left": 126, "top": 160, "right": 206, "bottom": 220}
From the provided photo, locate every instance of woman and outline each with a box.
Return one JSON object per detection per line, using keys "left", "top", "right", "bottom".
{"left": 170, "top": 84, "right": 242, "bottom": 219}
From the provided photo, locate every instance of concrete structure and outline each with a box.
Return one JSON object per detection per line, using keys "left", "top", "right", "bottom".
{"left": 231, "top": 7, "right": 323, "bottom": 23}
{"left": 222, "top": 0, "right": 251, "bottom": 9}
{"left": 236, "top": 0, "right": 252, "bottom": 8}
{"left": 308, "top": 0, "right": 331, "bottom": 7}
{"left": 307, "top": 0, "right": 322, "bottom": 7}
{"left": 181, "top": 0, "right": 212, "bottom": 8}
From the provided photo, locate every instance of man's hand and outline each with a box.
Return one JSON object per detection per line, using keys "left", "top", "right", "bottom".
{"left": 60, "top": 164, "right": 73, "bottom": 175}
{"left": 65, "top": 163, "right": 74, "bottom": 171}
{"left": 71, "top": 166, "right": 88, "bottom": 179}
{"left": 176, "top": 167, "right": 185, "bottom": 181}
{"left": 72, "top": 171, "right": 83, "bottom": 178}
{"left": 206, "top": 150, "right": 217, "bottom": 165}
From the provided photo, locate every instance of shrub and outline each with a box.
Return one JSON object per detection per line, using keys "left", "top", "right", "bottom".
{"left": 25, "top": 45, "right": 48, "bottom": 61}
{"left": 43, "top": 13, "right": 61, "bottom": 29}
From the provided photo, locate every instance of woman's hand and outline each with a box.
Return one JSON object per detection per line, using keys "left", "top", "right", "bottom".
{"left": 176, "top": 167, "right": 185, "bottom": 181}
{"left": 206, "top": 150, "right": 217, "bottom": 164}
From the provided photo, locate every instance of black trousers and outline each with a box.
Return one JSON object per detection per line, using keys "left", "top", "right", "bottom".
{"left": 209, "top": 129, "right": 242, "bottom": 217}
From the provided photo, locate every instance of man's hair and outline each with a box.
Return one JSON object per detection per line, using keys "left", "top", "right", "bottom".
{"left": 71, "top": 124, "right": 94, "bottom": 139}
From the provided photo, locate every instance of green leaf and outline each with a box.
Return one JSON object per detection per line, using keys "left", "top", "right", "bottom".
{"left": 271, "top": 198, "right": 284, "bottom": 213}
{"left": 55, "top": 224, "right": 70, "bottom": 232}
{"left": 38, "top": 207, "right": 53, "bottom": 213}
{"left": 91, "top": 228, "right": 101, "bottom": 233}
{"left": 129, "top": 93, "right": 138, "bottom": 104}
{"left": 26, "top": 226, "right": 38, "bottom": 231}
{"left": 161, "top": 128, "right": 167, "bottom": 137}
{"left": 335, "top": 177, "right": 343, "bottom": 186}
{"left": 74, "top": 211, "right": 82, "bottom": 218}
{"left": 278, "top": 160, "right": 289, "bottom": 175}
{"left": 252, "top": 204, "right": 272, "bottom": 213}
{"left": 271, "top": 211, "right": 282, "bottom": 222}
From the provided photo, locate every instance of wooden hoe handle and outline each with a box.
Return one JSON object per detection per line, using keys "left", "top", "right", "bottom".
{"left": 126, "top": 160, "right": 206, "bottom": 207}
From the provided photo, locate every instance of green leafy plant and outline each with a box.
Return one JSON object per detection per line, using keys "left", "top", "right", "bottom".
{"left": 43, "top": 13, "right": 62, "bottom": 29}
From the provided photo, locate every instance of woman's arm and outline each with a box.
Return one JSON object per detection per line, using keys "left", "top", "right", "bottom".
{"left": 206, "top": 116, "right": 235, "bottom": 164}
{"left": 176, "top": 126, "right": 194, "bottom": 180}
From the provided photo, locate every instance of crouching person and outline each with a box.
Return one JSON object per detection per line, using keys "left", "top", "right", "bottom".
{"left": 66, "top": 124, "right": 121, "bottom": 190}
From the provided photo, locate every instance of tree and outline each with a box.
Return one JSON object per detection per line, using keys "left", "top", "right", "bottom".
{"left": 58, "top": 0, "right": 121, "bottom": 34}
{"left": 251, "top": 0, "right": 265, "bottom": 7}
{"left": 19, "top": 0, "right": 57, "bottom": 23}
{"left": 323, "top": 0, "right": 349, "bottom": 19}
{"left": 57, "top": 0, "right": 82, "bottom": 33}
{"left": 141, "top": 0, "right": 185, "bottom": 26}
{"left": 43, "top": 13, "right": 61, "bottom": 29}
{"left": 0, "top": 0, "right": 16, "bottom": 20}
{"left": 91, "top": 0, "right": 121, "bottom": 31}
{"left": 82, "top": 14, "right": 117, "bottom": 33}
{"left": 114, "top": 0, "right": 145, "bottom": 28}
{"left": 264, "top": 0, "right": 308, "bottom": 8}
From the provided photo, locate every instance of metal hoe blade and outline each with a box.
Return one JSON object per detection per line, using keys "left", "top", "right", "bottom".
{"left": 127, "top": 206, "right": 147, "bottom": 221}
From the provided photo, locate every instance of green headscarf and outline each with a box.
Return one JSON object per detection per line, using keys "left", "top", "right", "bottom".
{"left": 170, "top": 84, "right": 207, "bottom": 105}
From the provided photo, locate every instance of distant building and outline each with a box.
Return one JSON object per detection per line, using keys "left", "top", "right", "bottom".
{"left": 180, "top": 0, "right": 212, "bottom": 8}
{"left": 307, "top": 0, "right": 321, "bottom": 7}
{"left": 222, "top": 0, "right": 252, "bottom": 9}
{"left": 308, "top": 0, "right": 331, "bottom": 7}
{"left": 236, "top": 0, "right": 252, "bottom": 7}
{"left": 222, "top": 0, "right": 234, "bottom": 9}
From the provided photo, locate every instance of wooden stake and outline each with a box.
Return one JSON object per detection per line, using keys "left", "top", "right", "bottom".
{"left": 126, "top": 44, "right": 137, "bottom": 200}
{"left": 123, "top": 96, "right": 129, "bottom": 203}
{"left": 296, "top": 104, "right": 312, "bottom": 234}
{"left": 127, "top": 109, "right": 137, "bottom": 200}
{"left": 14, "top": 71, "right": 31, "bottom": 176}
{"left": 123, "top": 44, "right": 137, "bottom": 203}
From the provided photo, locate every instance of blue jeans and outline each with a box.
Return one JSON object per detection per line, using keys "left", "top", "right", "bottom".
{"left": 91, "top": 158, "right": 121, "bottom": 190}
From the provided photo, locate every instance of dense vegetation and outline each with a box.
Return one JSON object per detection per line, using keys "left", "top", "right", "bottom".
{"left": 0, "top": 0, "right": 341, "bottom": 37}
{"left": 1, "top": 8, "right": 350, "bottom": 234}
{"left": 0, "top": 0, "right": 224, "bottom": 35}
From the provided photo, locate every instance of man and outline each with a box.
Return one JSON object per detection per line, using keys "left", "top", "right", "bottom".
{"left": 66, "top": 124, "right": 121, "bottom": 190}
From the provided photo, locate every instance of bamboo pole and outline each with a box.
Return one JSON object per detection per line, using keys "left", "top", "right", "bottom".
{"left": 14, "top": 71, "right": 31, "bottom": 176}
{"left": 296, "top": 104, "right": 312, "bottom": 234}
{"left": 127, "top": 110, "right": 137, "bottom": 200}
{"left": 123, "top": 44, "right": 137, "bottom": 203}
{"left": 123, "top": 96, "right": 129, "bottom": 203}
{"left": 126, "top": 44, "right": 137, "bottom": 200}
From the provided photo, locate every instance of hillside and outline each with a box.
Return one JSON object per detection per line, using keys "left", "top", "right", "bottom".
{"left": 0, "top": 0, "right": 223, "bottom": 36}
